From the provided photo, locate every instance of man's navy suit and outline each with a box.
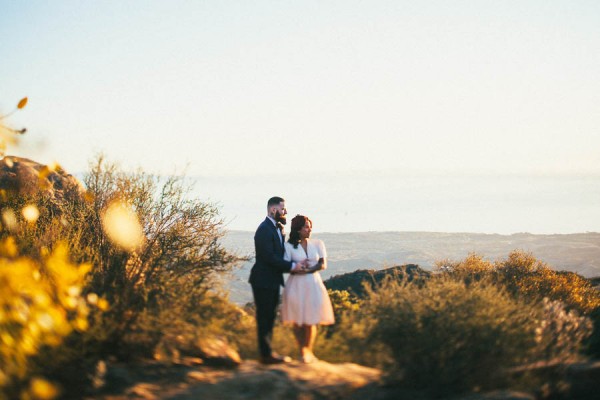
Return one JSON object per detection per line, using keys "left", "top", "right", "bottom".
{"left": 249, "top": 217, "right": 293, "bottom": 357}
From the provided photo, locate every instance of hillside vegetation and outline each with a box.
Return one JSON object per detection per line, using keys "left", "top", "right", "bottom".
{"left": 0, "top": 156, "right": 246, "bottom": 399}
{"left": 221, "top": 230, "right": 600, "bottom": 304}
{"left": 317, "top": 255, "right": 600, "bottom": 395}
{"left": 1, "top": 155, "right": 599, "bottom": 399}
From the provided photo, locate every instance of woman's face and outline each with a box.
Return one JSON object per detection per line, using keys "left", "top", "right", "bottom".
{"left": 299, "top": 220, "right": 312, "bottom": 240}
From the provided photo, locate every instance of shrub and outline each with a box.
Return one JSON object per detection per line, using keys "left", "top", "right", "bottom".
{"left": 438, "top": 251, "right": 600, "bottom": 315}
{"left": 0, "top": 239, "right": 96, "bottom": 399}
{"left": 496, "top": 251, "right": 600, "bottom": 315}
{"left": 369, "top": 277, "right": 536, "bottom": 391}
{"left": 49, "top": 156, "right": 242, "bottom": 359}
{"left": 330, "top": 275, "right": 592, "bottom": 394}
{"left": 1, "top": 155, "right": 245, "bottom": 396}
{"left": 533, "top": 298, "right": 593, "bottom": 362}
{"left": 440, "top": 251, "right": 600, "bottom": 358}
{"left": 327, "top": 289, "right": 361, "bottom": 323}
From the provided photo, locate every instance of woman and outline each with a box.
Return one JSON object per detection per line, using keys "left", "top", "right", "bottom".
{"left": 282, "top": 214, "right": 335, "bottom": 363}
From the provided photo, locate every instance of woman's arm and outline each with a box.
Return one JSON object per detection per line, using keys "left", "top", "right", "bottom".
{"left": 305, "top": 257, "right": 326, "bottom": 273}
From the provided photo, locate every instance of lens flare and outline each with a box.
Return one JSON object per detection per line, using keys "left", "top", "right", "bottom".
{"left": 2, "top": 208, "right": 18, "bottom": 231}
{"left": 22, "top": 204, "right": 40, "bottom": 223}
{"left": 101, "top": 201, "right": 144, "bottom": 252}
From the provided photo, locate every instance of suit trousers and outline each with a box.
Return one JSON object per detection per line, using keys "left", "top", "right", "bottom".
{"left": 251, "top": 285, "right": 280, "bottom": 358}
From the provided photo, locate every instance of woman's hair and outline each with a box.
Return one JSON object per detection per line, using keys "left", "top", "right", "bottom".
{"left": 288, "top": 214, "right": 312, "bottom": 248}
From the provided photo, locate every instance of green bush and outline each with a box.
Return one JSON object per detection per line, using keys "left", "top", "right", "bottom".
{"left": 1, "top": 155, "right": 245, "bottom": 397}
{"left": 438, "top": 251, "right": 600, "bottom": 315}
{"left": 440, "top": 251, "right": 600, "bottom": 358}
{"left": 368, "top": 277, "right": 535, "bottom": 391}
{"left": 327, "top": 274, "right": 592, "bottom": 394}
{"left": 80, "top": 156, "right": 243, "bottom": 355}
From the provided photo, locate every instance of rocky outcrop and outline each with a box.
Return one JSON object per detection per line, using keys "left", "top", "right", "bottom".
{"left": 324, "top": 264, "right": 431, "bottom": 298}
{"left": 88, "top": 358, "right": 600, "bottom": 400}
{"left": 91, "top": 359, "right": 382, "bottom": 400}
{"left": 154, "top": 333, "right": 242, "bottom": 369}
{"left": 0, "top": 156, "right": 83, "bottom": 204}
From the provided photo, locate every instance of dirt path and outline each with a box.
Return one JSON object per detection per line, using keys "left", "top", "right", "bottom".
{"left": 90, "top": 359, "right": 383, "bottom": 400}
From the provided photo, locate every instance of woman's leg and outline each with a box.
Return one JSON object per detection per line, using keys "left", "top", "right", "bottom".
{"left": 307, "top": 325, "right": 317, "bottom": 354}
{"left": 292, "top": 324, "right": 304, "bottom": 356}
{"left": 300, "top": 325, "right": 318, "bottom": 362}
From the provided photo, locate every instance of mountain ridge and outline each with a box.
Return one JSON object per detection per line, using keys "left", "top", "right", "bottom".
{"left": 220, "top": 231, "right": 600, "bottom": 304}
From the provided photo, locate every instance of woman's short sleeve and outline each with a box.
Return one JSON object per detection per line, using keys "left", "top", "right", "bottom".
{"left": 316, "top": 239, "right": 327, "bottom": 258}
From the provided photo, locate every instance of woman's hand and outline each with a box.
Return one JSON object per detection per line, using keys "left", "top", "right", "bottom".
{"left": 303, "top": 258, "right": 326, "bottom": 274}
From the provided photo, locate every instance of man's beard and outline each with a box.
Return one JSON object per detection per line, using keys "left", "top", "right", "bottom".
{"left": 275, "top": 211, "right": 287, "bottom": 225}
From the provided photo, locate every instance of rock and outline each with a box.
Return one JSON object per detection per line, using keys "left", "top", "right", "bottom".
{"left": 0, "top": 156, "right": 84, "bottom": 205}
{"left": 167, "top": 335, "right": 242, "bottom": 368}
{"left": 91, "top": 359, "right": 382, "bottom": 399}
{"left": 195, "top": 337, "right": 242, "bottom": 368}
{"left": 175, "top": 360, "right": 381, "bottom": 399}
{"left": 325, "top": 264, "right": 431, "bottom": 298}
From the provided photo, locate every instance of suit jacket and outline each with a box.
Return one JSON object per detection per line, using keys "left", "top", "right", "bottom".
{"left": 249, "top": 217, "right": 293, "bottom": 289}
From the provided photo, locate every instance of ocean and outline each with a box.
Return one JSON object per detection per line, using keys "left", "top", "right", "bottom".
{"left": 190, "top": 173, "right": 600, "bottom": 235}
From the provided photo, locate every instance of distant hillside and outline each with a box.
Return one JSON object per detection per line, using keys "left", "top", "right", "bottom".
{"left": 220, "top": 231, "right": 600, "bottom": 304}
{"left": 324, "top": 264, "right": 430, "bottom": 298}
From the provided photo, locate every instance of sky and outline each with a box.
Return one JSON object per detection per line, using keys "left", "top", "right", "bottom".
{"left": 1, "top": 1, "right": 600, "bottom": 234}
{"left": 2, "top": 0, "right": 599, "bottom": 178}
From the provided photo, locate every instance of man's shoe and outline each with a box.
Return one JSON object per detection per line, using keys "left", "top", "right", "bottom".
{"left": 259, "top": 354, "right": 292, "bottom": 364}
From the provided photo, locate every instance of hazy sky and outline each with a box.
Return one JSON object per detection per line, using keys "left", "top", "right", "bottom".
{"left": 2, "top": 0, "right": 599, "bottom": 177}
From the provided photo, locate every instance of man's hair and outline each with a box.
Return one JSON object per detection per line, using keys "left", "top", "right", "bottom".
{"left": 267, "top": 196, "right": 285, "bottom": 208}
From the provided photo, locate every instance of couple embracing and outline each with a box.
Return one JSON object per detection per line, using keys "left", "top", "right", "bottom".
{"left": 249, "top": 196, "right": 335, "bottom": 364}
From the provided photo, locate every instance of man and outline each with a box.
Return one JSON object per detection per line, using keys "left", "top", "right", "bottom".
{"left": 249, "top": 196, "right": 308, "bottom": 364}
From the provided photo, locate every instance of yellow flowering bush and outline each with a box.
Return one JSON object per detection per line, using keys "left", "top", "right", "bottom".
{"left": 0, "top": 237, "right": 103, "bottom": 399}
{"left": 438, "top": 250, "right": 600, "bottom": 315}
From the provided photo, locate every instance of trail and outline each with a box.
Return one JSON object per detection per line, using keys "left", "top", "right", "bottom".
{"left": 90, "top": 359, "right": 383, "bottom": 400}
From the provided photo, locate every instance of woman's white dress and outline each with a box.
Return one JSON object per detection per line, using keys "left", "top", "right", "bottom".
{"left": 281, "top": 239, "right": 335, "bottom": 325}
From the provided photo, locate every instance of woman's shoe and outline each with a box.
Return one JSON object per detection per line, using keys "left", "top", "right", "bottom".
{"left": 301, "top": 353, "right": 319, "bottom": 364}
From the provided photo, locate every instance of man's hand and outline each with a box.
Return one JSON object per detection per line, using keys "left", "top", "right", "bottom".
{"left": 291, "top": 259, "right": 309, "bottom": 274}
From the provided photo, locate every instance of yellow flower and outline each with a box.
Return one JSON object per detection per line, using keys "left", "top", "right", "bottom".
{"left": 29, "top": 377, "right": 60, "bottom": 400}
{"left": 97, "top": 298, "right": 110, "bottom": 311}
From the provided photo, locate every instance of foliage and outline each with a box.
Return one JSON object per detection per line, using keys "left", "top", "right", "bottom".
{"left": 438, "top": 251, "right": 600, "bottom": 315}
{"left": 496, "top": 251, "right": 600, "bottom": 314}
{"left": 0, "top": 97, "right": 28, "bottom": 155}
{"left": 0, "top": 154, "right": 244, "bottom": 397}
{"left": 324, "top": 264, "right": 430, "bottom": 297}
{"left": 0, "top": 238, "right": 98, "bottom": 399}
{"left": 439, "top": 250, "right": 600, "bottom": 358}
{"left": 328, "top": 275, "right": 592, "bottom": 394}
{"left": 2, "top": 134, "right": 598, "bottom": 397}
{"left": 127, "top": 287, "right": 254, "bottom": 362}
{"left": 79, "top": 156, "right": 243, "bottom": 355}
{"left": 327, "top": 289, "right": 361, "bottom": 322}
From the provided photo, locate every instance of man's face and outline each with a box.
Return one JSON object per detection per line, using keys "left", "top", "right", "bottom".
{"left": 273, "top": 202, "right": 287, "bottom": 225}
